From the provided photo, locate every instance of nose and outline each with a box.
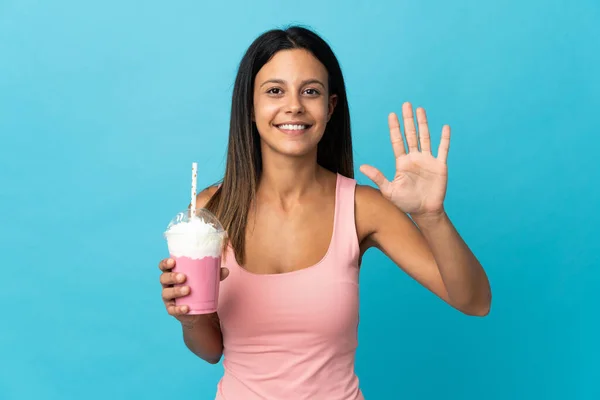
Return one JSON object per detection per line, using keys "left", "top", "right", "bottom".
{"left": 285, "top": 93, "right": 304, "bottom": 114}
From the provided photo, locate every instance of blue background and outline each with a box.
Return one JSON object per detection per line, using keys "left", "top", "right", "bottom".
{"left": 1, "top": 0, "right": 599, "bottom": 399}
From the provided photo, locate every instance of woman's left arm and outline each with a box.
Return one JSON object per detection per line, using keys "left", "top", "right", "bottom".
{"left": 357, "top": 186, "right": 491, "bottom": 316}
{"left": 359, "top": 102, "right": 491, "bottom": 316}
{"left": 412, "top": 211, "right": 491, "bottom": 316}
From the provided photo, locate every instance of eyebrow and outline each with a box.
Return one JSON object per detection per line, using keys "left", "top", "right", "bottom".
{"left": 259, "top": 79, "right": 326, "bottom": 89}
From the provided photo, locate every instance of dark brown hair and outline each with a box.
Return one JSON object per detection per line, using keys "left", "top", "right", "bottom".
{"left": 205, "top": 26, "right": 354, "bottom": 265}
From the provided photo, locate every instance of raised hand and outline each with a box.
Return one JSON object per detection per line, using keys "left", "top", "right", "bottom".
{"left": 360, "top": 102, "right": 450, "bottom": 217}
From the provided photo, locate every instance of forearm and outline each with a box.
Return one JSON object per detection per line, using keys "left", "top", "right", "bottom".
{"left": 412, "top": 211, "right": 492, "bottom": 316}
{"left": 181, "top": 313, "right": 224, "bottom": 364}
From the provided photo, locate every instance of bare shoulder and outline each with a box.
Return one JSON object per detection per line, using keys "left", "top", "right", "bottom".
{"left": 354, "top": 184, "right": 387, "bottom": 245}
{"left": 355, "top": 184, "right": 386, "bottom": 209}
{"left": 195, "top": 185, "right": 220, "bottom": 209}
{"left": 354, "top": 183, "right": 415, "bottom": 247}
{"left": 355, "top": 184, "right": 396, "bottom": 222}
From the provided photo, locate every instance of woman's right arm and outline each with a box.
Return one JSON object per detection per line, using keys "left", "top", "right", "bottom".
{"left": 159, "top": 185, "right": 228, "bottom": 364}
{"left": 180, "top": 311, "right": 224, "bottom": 364}
{"left": 159, "top": 257, "right": 228, "bottom": 364}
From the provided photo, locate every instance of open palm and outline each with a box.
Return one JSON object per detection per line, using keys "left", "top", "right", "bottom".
{"left": 360, "top": 102, "right": 450, "bottom": 216}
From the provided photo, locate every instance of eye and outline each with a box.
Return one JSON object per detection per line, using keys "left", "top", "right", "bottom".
{"left": 267, "top": 87, "right": 283, "bottom": 95}
{"left": 304, "top": 88, "right": 320, "bottom": 96}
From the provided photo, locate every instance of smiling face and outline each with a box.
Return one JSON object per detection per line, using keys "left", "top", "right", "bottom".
{"left": 253, "top": 49, "right": 338, "bottom": 159}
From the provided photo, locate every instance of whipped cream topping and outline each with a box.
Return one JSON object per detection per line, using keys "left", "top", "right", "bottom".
{"left": 164, "top": 217, "right": 225, "bottom": 259}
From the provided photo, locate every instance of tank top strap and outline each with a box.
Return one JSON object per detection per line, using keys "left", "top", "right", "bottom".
{"left": 331, "top": 173, "right": 360, "bottom": 261}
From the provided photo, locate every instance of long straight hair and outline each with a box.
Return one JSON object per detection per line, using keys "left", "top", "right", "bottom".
{"left": 205, "top": 26, "right": 354, "bottom": 265}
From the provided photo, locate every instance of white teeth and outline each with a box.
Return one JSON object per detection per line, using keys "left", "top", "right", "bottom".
{"left": 278, "top": 124, "right": 307, "bottom": 130}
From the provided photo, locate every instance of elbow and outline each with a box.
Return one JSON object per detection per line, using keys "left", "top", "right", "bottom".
{"left": 205, "top": 355, "right": 222, "bottom": 365}
{"left": 456, "top": 292, "right": 492, "bottom": 317}
{"left": 472, "top": 295, "right": 492, "bottom": 317}
{"left": 465, "top": 303, "right": 491, "bottom": 317}
{"left": 191, "top": 347, "right": 223, "bottom": 365}
{"left": 189, "top": 347, "right": 222, "bottom": 364}
{"left": 183, "top": 339, "right": 223, "bottom": 364}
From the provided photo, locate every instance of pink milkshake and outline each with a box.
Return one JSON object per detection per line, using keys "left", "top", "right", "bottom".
{"left": 164, "top": 209, "right": 226, "bottom": 314}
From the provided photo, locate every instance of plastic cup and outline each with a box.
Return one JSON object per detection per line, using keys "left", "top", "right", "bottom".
{"left": 163, "top": 208, "right": 226, "bottom": 314}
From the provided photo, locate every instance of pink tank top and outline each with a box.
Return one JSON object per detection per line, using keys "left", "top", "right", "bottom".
{"left": 214, "top": 173, "right": 364, "bottom": 400}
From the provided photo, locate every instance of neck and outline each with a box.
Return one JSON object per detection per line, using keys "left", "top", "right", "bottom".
{"left": 258, "top": 147, "right": 324, "bottom": 202}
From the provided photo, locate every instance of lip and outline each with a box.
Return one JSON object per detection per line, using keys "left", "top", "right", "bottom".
{"left": 275, "top": 121, "right": 312, "bottom": 126}
{"left": 274, "top": 122, "right": 313, "bottom": 136}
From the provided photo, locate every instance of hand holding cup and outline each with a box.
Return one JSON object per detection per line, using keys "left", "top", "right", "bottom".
{"left": 159, "top": 257, "right": 229, "bottom": 323}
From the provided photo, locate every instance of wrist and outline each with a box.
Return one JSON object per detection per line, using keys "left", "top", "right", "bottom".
{"left": 410, "top": 209, "right": 448, "bottom": 227}
{"left": 180, "top": 312, "right": 219, "bottom": 330}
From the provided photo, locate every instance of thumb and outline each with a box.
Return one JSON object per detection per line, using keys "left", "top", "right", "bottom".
{"left": 220, "top": 267, "right": 230, "bottom": 281}
{"left": 360, "top": 164, "right": 390, "bottom": 190}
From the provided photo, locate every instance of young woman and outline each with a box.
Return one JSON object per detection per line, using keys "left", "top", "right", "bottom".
{"left": 158, "top": 26, "right": 491, "bottom": 400}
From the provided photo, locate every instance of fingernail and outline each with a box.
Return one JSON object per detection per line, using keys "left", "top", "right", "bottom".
{"left": 181, "top": 286, "right": 189, "bottom": 295}
{"left": 177, "top": 274, "right": 185, "bottom": 282}
{"left": 166, "top": 259, "right": 173, "bottom": 267}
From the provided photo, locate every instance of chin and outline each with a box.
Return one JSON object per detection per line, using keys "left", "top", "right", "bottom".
{"left": 261, "top": 132, "right": 321, "bottom": 158}
{"left": 261, "top": 140, "right": 317, "bottom": 158}
{"left": 277, "top": 144, "right": 317, "bottom": 157}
